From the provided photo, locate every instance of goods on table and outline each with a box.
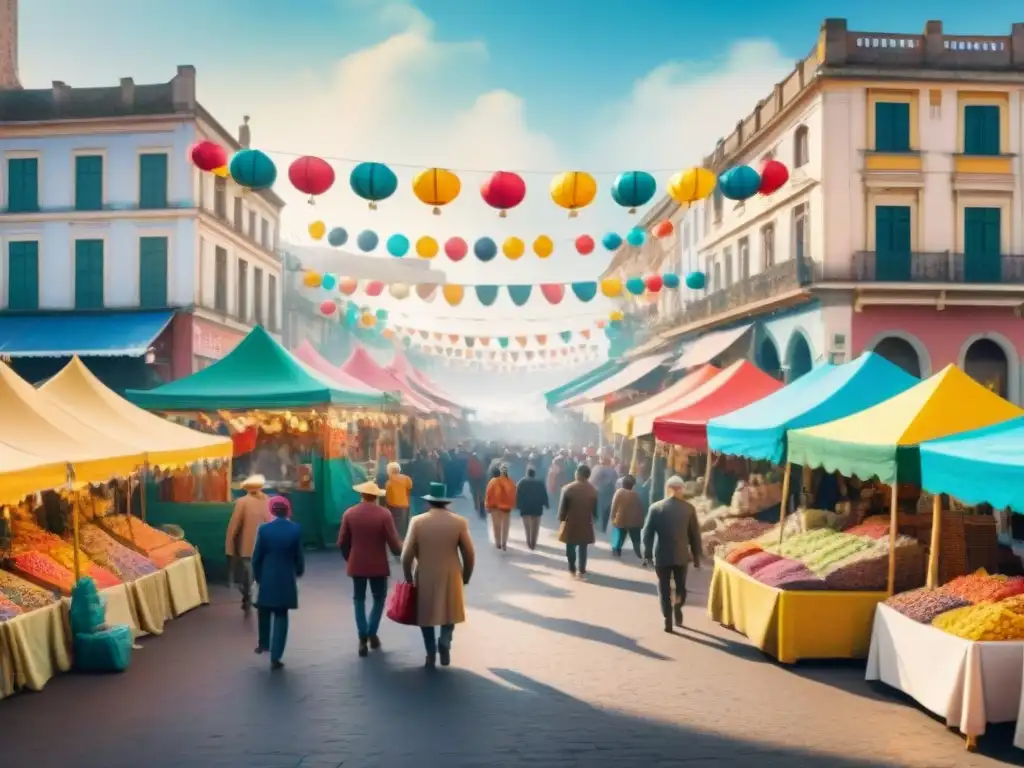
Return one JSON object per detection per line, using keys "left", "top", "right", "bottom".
{"left": 755, "top": 558, "right": 826, "bottom": 590}
{"left": 0, "top": 593, "right": 22, "bottom": 621}
{"left": 10, "top": 520, "right": 65, "bottom": 555}
{"left": 0, "top": 570, "right": 58, "bottom": 610}
{"left": 85, "top": 563, "right": 122, "bottom": 590}
{"left": 10, "top": 552, "right": 76, "bottom": 595}
{"left": 823, "top": 540, "right": 925, "bottom": 592}
{"left": 763, "top": 529, "right": 836, "bottom": 559}
{"left": 932, "top": 602, "right": 1024, "bottom": 641}
{"left": 729, "top": 480, "right": 782, "bottom": 518}
{"left": 100, "top": 515, "right": 178, "bottom": 553}
{"left": 884, "top": 588, "right": 972, "bottom": 624}
{"left": 942, "top": 571, "right": 1024, "bottom": 604}
{"left": 79, "top": 525, "right": 159, "bottom": 580}
{"left": 47, "top": 543, "right": 96, "bottom": 573}
{"left": 736, "top": 551, "right": 783, "bottom": 575}
{"left": 702, "top": 517, "right": 774, "bottom": 556}
{"left": 148, "top": 540, "right": 197, "bottom": 568}
{"left": 800, "top": 533, "right": 875, "bottom": 574}
{"left": 724, "top": 541, "right": 762, "bottom": 565}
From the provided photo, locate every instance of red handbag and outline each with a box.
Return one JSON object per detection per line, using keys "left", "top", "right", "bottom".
{"left": 386, "top": 581, "right": 418, "bottom": 625}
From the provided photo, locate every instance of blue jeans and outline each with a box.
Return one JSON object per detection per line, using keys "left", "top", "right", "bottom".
{"left": 611, "top": 527, "right": 642, "bottom": 557}
{"left": 420, "top": 624, "right": 454, "bottom": 655}
{"left": 566, "top": 543, "right": 588, "bottom": 573}
{"left": 257, "top": 608, "right": 289, "bottom": 663}
{"left": 353, "top": 576, "right": 388, "bottom": 639}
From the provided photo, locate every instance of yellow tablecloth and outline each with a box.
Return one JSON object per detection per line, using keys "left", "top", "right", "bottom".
{"left": 0, "top": 602, "right": 71, "bottom": 698}
{"left": 165, "top": 555, "right": 209, "bottom": 617}
{"left": 129, "top": 570, "right": 172, "bottom": 635}
{"left": 708, "top": 558, "right": 887, "bottom": 664}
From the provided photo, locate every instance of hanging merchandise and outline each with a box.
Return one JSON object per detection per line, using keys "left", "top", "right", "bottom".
{"left": 190, "top": 140, "right": 228, "bottom": 172}
{"left": 667, "top": 167, "right": 717, "bottom": 205}
{"left": 600, "top": 277, "right": 622, "bottom": 298}
{"left": 685, "top": 271, "right": 707, "bottom": 290}
{"left": 320, "top": 299, "right": 337, "bottom": 316}
{"left": 480, "top": 171, "right": 527, "bottom": 218}
{"left": 611, "top": 170, "right": 657, "bottom": 214}
{"left": 386, "top": 234, "right": 410, "bottom": 257}
{"left": 328, "top": 227, "right": 348, "bottom": 247}
{"left": 625, "top": 277, "right": 646, "bottom": 296}
{"left": 601, "top": 232, "right": 622, "bottom": 251}
{"left": 718, "top": 165, "right": 761, "bottom": 201}
{"left": 473, "top": 237, "right": 498, "bottom": 262}
{"left": 364, "top": 280, "right": 385, "bottom": 297}
{"left": 645, "top": 275, "right": 664, "bottom": 293}
{"left": 350, "top": 162, "right": 398, "bottom": 209}
{"left": 444, "top": 237, "right": 468, "bottom": 262}
{"left": 540, "top": 284, "right": 565, "bottom": 305}
{"left": 338, "top": 276, "right": 358, "bottom": 295}
{"left": 550, "top": 171, "right": 598, "bottom": 218}
{"left": 507, "top": 285, "right": 532, "bottom": 307}
{"left": 575, "top": 235, "right": 595, "bottom": 255}
{"left": 653, "top": 220, "right": 674, "bottom": 238}
{"left": 412, "top": 167, "right": 461, "bottom": 214}
{"left": 626, "top": 227, "right": 646, "bottom": 247}
{"left": 759, "top": 159, "right": 790, "bottom": 195}
{"left": 321, "top": 273, "right": 337, "bottom": 291}
{"left": 288, "top": 156, "right": 335, "bottom": 204}
{"left": 474, "top": 285, "right": 499, "bottom": 306}
{"left": 502, "top": 236, "right": 525, "bottom": 260}
{"left": 229, "top": 148, "right": 277, "bottom": 190}
{"left": 416, "top": 236, "right": 439, "bottom": 259}
{"left": 442, "top": 285, "right": 465, "bottom": 307}
{"left": 308, "top": 220, "right": 327, "bottom": 240}
{"left": 356, "top": 229, "right": 379, "bottom": 252}
{"left": 389, "top": 283, "right": 411, "bottom": 300}
{"left": 571, "top": 282, "right": 598, "bottom": 302}
{"left": 303, "top": 271, "right": 322, "bottom": 288}
{"left": 533, "top": 235, "right": 554, "bottom": 258}
{"left": 662, "top": 272, "right": 680, "bottom": 289}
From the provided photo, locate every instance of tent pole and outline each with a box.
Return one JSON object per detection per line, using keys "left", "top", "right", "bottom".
{"left": 927, "top": 494, "right": 942, "bottom": 589}
{"left": 140, "top": 461, "right": 150, "bottom": 523}
{"left": 702, "top": 452, "right": 714, "bottom": 498}
{"left": 887, "top": 478, "right": 899, "bottom": 597}
{"left": 67, "top": 466, "right": 81, "bottom": 582}
{"left": 629, "top": 437, "right": 639, "bottom": 476}
{"left": 125, "top": 474, "right": 137, "bottom": 544}
{"left": 778, "top": 462, "right": 792, "bottom": 546}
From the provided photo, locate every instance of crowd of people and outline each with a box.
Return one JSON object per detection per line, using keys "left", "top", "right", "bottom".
{"left": 225, "top": 441, "right": 703, "bottom": 671}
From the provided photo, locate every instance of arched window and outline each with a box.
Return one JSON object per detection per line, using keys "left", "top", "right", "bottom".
{"left": 793, "top": 125, "right": 809, "bottom": 168}
{"left": 787, "top": 333, "right": 813, "bottom": 381}
{"left": 873, "top": 336, "right": 921, "bottom": 378}
{"left": 757, "top": 336, "right": 782, "bottom": 380}
{"left": 964, "top": 338, "right": 1009, "bottom": 398}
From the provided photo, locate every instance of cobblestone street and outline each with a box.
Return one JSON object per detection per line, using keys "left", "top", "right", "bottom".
{"left": 2, "top": 498, "right": 1023, "bottom": 767}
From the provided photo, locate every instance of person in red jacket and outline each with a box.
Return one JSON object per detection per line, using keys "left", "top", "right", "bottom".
{"left": 338, "top": 480, "right": 403, "bottom": 657}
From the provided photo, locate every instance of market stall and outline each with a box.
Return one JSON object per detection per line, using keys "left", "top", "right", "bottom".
{"left": 609, "top": 364, "right": 720, "bottom": 439}
{"left": 386, "top": 351, "right": 470, "bottom": 418}
{"left": 293, "top": 339, "right": 390, "bottom": 395}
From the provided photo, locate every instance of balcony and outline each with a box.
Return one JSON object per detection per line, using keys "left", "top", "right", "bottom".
{"left": 818, "top": 251, "right": 1024, "bottom": 285}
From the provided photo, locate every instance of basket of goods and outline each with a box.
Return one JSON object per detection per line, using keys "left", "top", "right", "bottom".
{"left": 884, "top": 588, "right": 971, "bottom": 624}
{"left": 10, "top": 551, "right": 76, "bottom": 595}
{"left": 0, "top": 569, "right": 58, "bottom": 610}
{"left": 932, "top": 602, "right": 1024, "bottom": 641}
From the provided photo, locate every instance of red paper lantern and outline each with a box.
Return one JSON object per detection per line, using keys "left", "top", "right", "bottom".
{"left": 288, "top": 156, "right": 336, "bottom": 204}
{"left": 319, "top": 299, "right": 337, "bottom": 316}
{"left": 645, "top": 275, "right": 664, "bottom": 293}
{"left": 365, "top": 280, "right": 385, "bottom": 297}
{"left": 653, "top": 220, "right": 674, "bottom": 238}
{"left": 444, "top": 237, "right": 468, "bottom": 262}
{"left": 575, "top": 235, "right": 595, "bottom": 255}
{"left": 480, "top": 171, "right": 526, "bottom": 217}
{"left": 540, "top": 284, "right": 565, "bottom": 304}
{"left": 190, "top": 140, "right": 227, "bottom": 172}
{"left": 759, "top": 159, "right": 789, "bottom": 195}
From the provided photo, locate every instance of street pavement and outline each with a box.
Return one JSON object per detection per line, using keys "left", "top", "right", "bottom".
{"left": 2, "top": 496, "right": 1023, "bottom": 767}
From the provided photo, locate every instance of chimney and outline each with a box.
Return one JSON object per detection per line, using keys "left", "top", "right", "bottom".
{"left": 238, "top": 115, "right": 251, "bottom": 148}
{"left": 171, "top": 64, "right": 196, "bottom": 111}
{"left": 120, "top": 77, "right": 135, "bottom": 109}
{"left": 0, "top": 0, "right": 21, "bottom": 90}
{"left": 52, "top": 80, "right": 71, "bottom": 106}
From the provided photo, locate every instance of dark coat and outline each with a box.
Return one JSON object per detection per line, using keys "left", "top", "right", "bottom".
{"left": 515, "top": 477, "right": 549, "bottom": 516}
{"left": 610, "top": 488, "right": 645, "bottom": 529}
{"left": 641, "top": 496, "right": 702, "bottom": 568}
{"left": 252, "top": 518, "right": 305, "bottom": 610}
{"left": 557, "top": 480, "right": 597, "bottom": 545}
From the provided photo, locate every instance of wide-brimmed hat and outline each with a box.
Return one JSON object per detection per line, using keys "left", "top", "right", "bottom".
{"left": 422, "top": 482, "right": 453, "bottom": 505}
{"left": 353, "top": 480, "right": 386, "bottom": 497}
{"left": 241, "top": 474, "right": 266, "bottom": 490}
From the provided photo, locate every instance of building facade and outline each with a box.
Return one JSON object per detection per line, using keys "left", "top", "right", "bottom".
{"left": 610, "top": 18, "right": 1024, "bottom": 401}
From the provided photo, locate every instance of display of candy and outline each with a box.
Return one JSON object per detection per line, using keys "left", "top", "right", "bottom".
{"left": 0, "top": 593, "right": 21, "bottom": 622}
{"left": 47, "top": 543, "right": 97, "bottom": 574}
{"left": 754, "top": 558, "right": 812, "bottom": 587}
{"left": 724, "top": 541, "right": 763, "bottom": 565}
{"left": 932, "top": 602, "right": 1024, "bottom": 641}
{"left": 762, "top": 528, "right": 836, "bottom": 559}
{"left": 823, "top": 541, "right": 926, "bottom": 593}
{"left": 843, "top": 521, "right": 890, "bottom": 539}
{"left": 100, "top": 514, "right": 177, "bottom": 552}
{"left": 80, "top": 524, "right": 160, "bottom": 579}
{"left": 997, "top": 594, "right": 1024, "bottom": 615}
{"left": 85, "top": 563, "right": 122, "bottom": 590}
{"left": 942, "top": 571, "right": 1024, "bottom": 605}
{"left": 736, "top": 551, "right": 783, "bottom": 575}
{"left": 148, "top": 540, "right": 196, "bottom": 568}
{"left": 775, "top": 573, "right": 827, "bottom": 590}
{"left": 801, "top": 533, "right": 875, "bottom": 574}
{"left": 11, "top": 552, "right": 76, "bottom": 595}
{"left": 885, "top": 588, "right": 972, "bottom": 624}
{"left": 0, "top": 569, "right": 58, "bottom": 610}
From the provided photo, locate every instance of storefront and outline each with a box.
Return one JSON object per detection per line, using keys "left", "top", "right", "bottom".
{"left": 189, "top": 315, "right": 248, "bottom": 372}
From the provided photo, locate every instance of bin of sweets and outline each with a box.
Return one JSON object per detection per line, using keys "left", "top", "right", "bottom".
{"left": 99, "top": 515, "right": 194, "bottom": 559}
{"left": 0, "top": 570, "right": 58, "bottom": 612}
{"left": 79, "top": 525, "right": 159, "bottom": 580}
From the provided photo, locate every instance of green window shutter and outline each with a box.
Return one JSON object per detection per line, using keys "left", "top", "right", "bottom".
{"left": 964, "top": 105, "right": 1000, "bottom": 156}
{"left": 74, "top": 239, "right": 105, "bottom": 309}
{"left": 139, "top": 153, "right": 169, "bottom": 208}
{"left": 7, "top": 158, "right": 39, "bottom": 213}
{"left": 875, "top": 102, "right": 910, "bottom": 152}
{"left": 964, "top": 207, "right": 1002, "bottom": 282}
{"left": 139, "top": 236, "right": 169, "bottom": 308}
{"left": 7, "top": 241, "right": 39, "bottom": 310}
{"left": 74, "top": 155, "right": 103, "bottom": 211}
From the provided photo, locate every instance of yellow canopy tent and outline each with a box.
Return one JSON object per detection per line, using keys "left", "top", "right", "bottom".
{"left": 0, "top": 444, "right": 69, "bottom": 507}
{"left": 40, "top": 357, "right": 232, "bottom": 469}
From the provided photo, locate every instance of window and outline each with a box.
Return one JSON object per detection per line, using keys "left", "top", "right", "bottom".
{"left": 963, "top": 207, "right": 1002, "bottom": 283}
{"left": 793, "top": 125, "right": 809, "bottom": 168}
{"left": 7, "top": 241, "right": 39, "bottom": 310}
{"left": 964, "top": 105, "right": 1001, "bottom": 156}
{"left": 74, "top": 155, "right": 103, "bottom": 211}
{"left": 738, "top": 237, "right": 750, "bottom": 280}
{"left": 214, "top": 246, "right": 228, "bottom": 312}
{"left": 723, "top": 246, "right": 734, "bottom": 287}
{"left": 875, "top": 102, "right": 911, "bottom": 152}
{"left": 261, "top": 218, "right": 270, "bottom": 249}
{"left": 268, "top": 274, "right": 278, "bottom": 331}
{"left": 138, "top": 153, "right": 169, "bottom": 209}
{"left": 214, "top": 178, "right": 227, "bottom": 219}
{"left": 74, "top": 239, "right": 104, "bottom": 309}
{"left": 6, "top": 158, "right": 39, "bottom": 213}
{"left": 712, "top": 187, "right": 723, "bottom": 223}
{"left": 793, "top": 204, "right": 809, "bottom": 261}
{"left": 761, "top": 224, "right": 776, "bottom": 268}
{"left": 139, "top": 236, "right": 169, "bottom": 308}
{"left": 249, "top": 211, "right": 257, "bottom": 239}
{"left": 237, "top": 259, "right": 249, "bottom": 321}
{"left": 233, "top": 198, "right": 243, "bottom": 232}
{"left": 253, "top": 267, "right": 264, "bottom": 325}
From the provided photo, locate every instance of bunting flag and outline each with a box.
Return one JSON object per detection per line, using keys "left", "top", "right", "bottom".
{"left": 507, "top": 285, "right": 533, "bottom": 307}
{"left": 474, "top": 285, "right": 499, "bottom": 306}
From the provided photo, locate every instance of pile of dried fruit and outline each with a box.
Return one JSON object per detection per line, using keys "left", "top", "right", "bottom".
{"left": 80, "top": 525, "right": 158, "bottom": 579}
{"left": 11, "top": 552, "right": 76, "bottom": 595}
{"left": 843, "top": 521, "right": 890, "bottom": 539}
{"left": 885, "top": 588, "right": 971, "bottom": 624}
{"left": 724, "top": 541, "right": 763, "bottom": 565}
{"left": 0, "top": 593, "right": 21, "bottom": 622}
{"left": 148, "top": 540, "right": 196, "bottom": 568}
{"left": 46, "top": 543, "right": 96, "bottom": 573}
{"left": 932, "top": 602, "right": 1024, "bottom": 641}
{"left": 801, "top": 533, "right": 875, "bottom": 574}
{"left": 85, "top": 563, "right": 122, "bottom": 590}
{"left": 100, "top": 515, "right": 177, "bottom": 552}
{"left": 736, "top": 551, "right": 783, "bottom": 576}
{"left": 942, "top": 571, "right": 1024, "bottom": 605}
{"left": 0, "top": 570, "right": 58, "bottom": 610}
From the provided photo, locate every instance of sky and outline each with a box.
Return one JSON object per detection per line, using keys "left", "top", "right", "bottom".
{"left": 16, "top": 0, "right": 1024, "bottom": 347}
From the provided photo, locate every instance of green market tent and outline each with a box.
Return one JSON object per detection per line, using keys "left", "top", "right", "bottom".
{"left": 545, "top": 359, "right": 627, "bottom": 408}
{"left": 126, "top": 326, "right": 392, "bottom": 411}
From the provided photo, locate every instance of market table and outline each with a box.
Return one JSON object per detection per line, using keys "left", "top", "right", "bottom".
{"left": 867, "top": 603, "right": 1024, "bottom": 749}
{"left": 129, "top": 570, "right": 172, "bottom": 635}
{"left": 60, "top": 583, "right": 139, "bottom": 639}
{"left": 0, "top": 601, "right": 71, "bottom": 698}
{"left": 708, "top": 558, "right": 886, "bottom": 663}
{"left": 164, "top": 555, "right": 209, "bottom": 617}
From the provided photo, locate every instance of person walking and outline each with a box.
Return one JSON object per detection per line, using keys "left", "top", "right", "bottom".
{"left": 466, "top": 452, "right": 487, "bottom": 519}
{"left": 401, "top": 482, "right": 475, "bottom": 669}
{"left": 225, "top": 474, "right": 270, "bottom": 614}
{"left": 251, "top": 495, "right": 305, "bottom": 670}
{"left": 642, "top": 475, "right": 703, "bottom": 633}
{"left": 557, "top": 464, "right": 597, "bottom": 578}
{"left": 338, "top": 480, "right": 403, "bottom": 657}
{"left": 484, "top": 465, "right": 516, "bottom": 551}
{"left": 590, "top": 456, "right": 618, "bottom": 534}
{"left": 610, "top": 474, "right": 645, "bottom": 559}
{"left": 384, "top": 462, "right": 414, "bottom": 540}
{"left": 515, "top": 467, "right": 549, "bottom": 551}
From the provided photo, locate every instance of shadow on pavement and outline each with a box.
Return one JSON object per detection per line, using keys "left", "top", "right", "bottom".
{"left": 580, "top": 570, "right": 659, "bottom": 596}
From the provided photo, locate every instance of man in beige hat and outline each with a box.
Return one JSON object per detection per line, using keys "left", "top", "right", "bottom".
{"left": 226, "top": 474, "right": 271, "bottom": 614}
{"left": 338, "top": 480, "right": 402, "bottom": 657}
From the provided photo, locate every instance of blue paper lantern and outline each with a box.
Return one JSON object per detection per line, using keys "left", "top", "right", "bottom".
{"left": 507, "top": 285, "right": 532, "bottom": 306}
{"left": 327, "top": 227, "right": 348, "bottom": 247}
{"left": 356, "top": 229, "right": 379, "bottom": 252}
{"left": 626, "top": 227, "right": 646, "bottom": 247}
{"left": 570, "top": 282, "right": 598, "bottom": 302}
{"left": 229, "top": 149, "right": 277, "bottom": 190}
{"left": 611, "top": 171, "right": 657, "bottom": 213}
{"left": 473, "top": 237, "right": 498, "bottom": 262}
{"left": 718, "top": 165, "right": 761, "bottom": 201}
{"left": 625, "top": 277, "right": 646, "bottom": 296}
{"left": 601, "top": 232, "right": 622, "bottom": 251}
{"left": 475, "top": 285, "right": 499, "bottom": 306}
{"left": 349, "top": 162, "right": 399, "bottom": 208}
{"left": 662, "top": 272, "right": 680, "bottom": 289}
{"left": 321, "top": 273, "right": 337, "bottom": 291}
{"left": 386, "top": 234, "right": 410, "bottom": 257}
{"left": 685, "top": 271, "right": 706, "bottom": 290}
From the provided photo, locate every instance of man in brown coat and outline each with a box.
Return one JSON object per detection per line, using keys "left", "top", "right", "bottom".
{"left": 642, "top": 475, "right": 703, "bottom": 632}
{"left": 225, "top": 474, "right": 271, "bottom": 613}
{"left": 557, "top": 464, "right": 597, "bottom": 578}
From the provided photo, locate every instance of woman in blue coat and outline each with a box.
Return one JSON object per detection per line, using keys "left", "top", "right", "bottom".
{"left": 252, "top": 495, "right": 305, "bottom": 670}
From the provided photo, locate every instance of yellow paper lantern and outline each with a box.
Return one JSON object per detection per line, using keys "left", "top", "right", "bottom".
{"left": 533, "top": 235, "right": 554, "bottom": 258}
{"left": 550, "top": 171, "right": 598, "bottom": 217}
{"left": 609, "top": 310, "right": 624, "bottom": 322}
{"left": 416, "top": 236, "right": 439, "bottom": 259}
{"left": 308, "top": 220, "right": 327, "bottom": 240}
{"left": 442, "top": 284, "right": 465, "bottom": 307}
{"left": 303, "top": 271, "right": 323, "bottom": 288}
{"left": 212, "top": 166, "right": 230, "bottom": 178}
{"left": 412, "top": 168, "right": 461, "bottom": 214}
{"left": 361, "top": 312, "right": 377, "bottom": 328}
{"left": 667, "top": 167, "right": 717, "bottom": 205}
{"left": 600, "top": 277, "right": 622, "bottom": 298}
{"left": 502, "top": 236, "right": 525, "bottom": 260}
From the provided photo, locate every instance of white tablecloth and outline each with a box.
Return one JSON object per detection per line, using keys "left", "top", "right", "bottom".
{"left": 866, "top": 603, "right": 1024, "bottom": 739}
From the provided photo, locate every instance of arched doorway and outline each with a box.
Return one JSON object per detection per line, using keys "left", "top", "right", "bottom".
{"left": 756, "top": 336, "right": 781, "bottom": 380}
{"left": 787, "top": 333, "right": 813, "bottom": 381}
{"left": 873, "top": 336, "right": 922, "bottom": 378}
{"left": 964, "top": 338, "right": 1009, "bottom": 398}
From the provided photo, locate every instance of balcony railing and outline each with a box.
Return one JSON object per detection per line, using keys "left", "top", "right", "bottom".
{"left": 818, "top": 251, "right": 1024, "bottom": 285}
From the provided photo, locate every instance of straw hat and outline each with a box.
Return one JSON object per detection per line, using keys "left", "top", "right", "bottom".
{"left": 353, "top": 480, "right": 386, "bottom": 497}
{"left": 241, "top": 474, "right": 266, "bottom": 490}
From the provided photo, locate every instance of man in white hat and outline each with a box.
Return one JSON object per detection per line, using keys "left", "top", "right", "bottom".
{"left": 642, "top": 475, "right": 703, "bottom": 632}
{"left": 226, "top": 474, "right": 271, "bottom": 613}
